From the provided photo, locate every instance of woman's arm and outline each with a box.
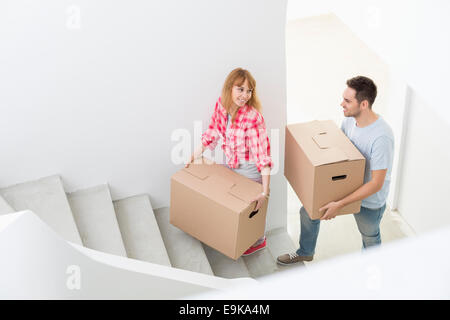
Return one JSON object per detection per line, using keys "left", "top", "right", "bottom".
{"left": 261, "top": 166, "right": 271, "bottom": 196}
{"left": 251, "top": 166, "right": 271, "bottom": 211}
{"left": 201, "top": 100, "right": 224, "bottom": 151}
{"left": 247, "top": 112, "right": 273, "bottom": 210}
{"left": 185, "top": 144, "right": 207, "bottom": 168}
{"left": 186, "top": 99, "right": 224, "bottom": 167}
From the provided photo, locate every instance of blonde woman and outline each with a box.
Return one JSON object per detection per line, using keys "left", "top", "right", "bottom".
{"left": 186, "top": 68, "right": 272, "bottom": 256}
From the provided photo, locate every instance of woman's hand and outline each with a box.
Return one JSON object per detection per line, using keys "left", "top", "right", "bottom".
{"left": 251, "top": 193, "right": 268, "bottom": 211}
{"left": 185, "top": 154, "right": 194, "bottom": 168}
{"left": 185, "top": 145, "right": 207, "bottom": 168}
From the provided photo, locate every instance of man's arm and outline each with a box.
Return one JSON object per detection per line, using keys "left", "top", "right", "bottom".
{"left": 320, "top": 169, "right": 387, "bottom": 220}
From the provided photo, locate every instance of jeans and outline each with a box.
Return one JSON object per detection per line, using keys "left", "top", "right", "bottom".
{"left": 296, "top": 204, "right": 386, "bottom": 256}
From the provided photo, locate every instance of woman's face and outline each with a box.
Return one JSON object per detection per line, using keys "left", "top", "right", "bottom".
{"left": 231, "top": 79, "right": 252, "bottom": 108}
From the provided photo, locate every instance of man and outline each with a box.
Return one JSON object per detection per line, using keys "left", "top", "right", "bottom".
{"left": 277, "top": 76, "right": 395, "bottom": 265}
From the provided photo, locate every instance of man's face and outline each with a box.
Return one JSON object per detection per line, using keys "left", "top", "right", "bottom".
{"left": 340, "top": 87, "right": 361, "bottom": 117}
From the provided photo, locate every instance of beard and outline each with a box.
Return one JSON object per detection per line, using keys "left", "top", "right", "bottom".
{"left": 344, "top": 106, "right": 362, "bottom": 118}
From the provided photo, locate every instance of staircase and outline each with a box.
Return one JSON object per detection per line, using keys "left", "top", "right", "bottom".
{"left": 0, "top": 174, "right": 298, "bottom": 282}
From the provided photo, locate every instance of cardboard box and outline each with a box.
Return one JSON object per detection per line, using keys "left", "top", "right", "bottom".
{"left": 170, "top": 159, "right": 268, "bottom": 260}
{"left": 284, "top": 120, "right": 366, "bottom": 220}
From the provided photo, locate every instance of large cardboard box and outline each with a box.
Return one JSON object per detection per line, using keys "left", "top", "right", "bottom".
{"left": 285, "top": 120, "right": 366, "bottom": 220}
{"left": 170, "top": 159, "right": 268, "bottom": 260}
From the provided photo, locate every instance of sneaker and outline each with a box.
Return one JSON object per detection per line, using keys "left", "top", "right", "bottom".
{"left": 242, "top": 237, "right": 267, "bottom": 256}
{"left": 276, "top": 252, "right": 313, "bottom": 265}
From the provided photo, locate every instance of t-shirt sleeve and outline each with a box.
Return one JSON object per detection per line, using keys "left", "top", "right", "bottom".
{"left": 370, "top": 135, "right": 394, "bottom": 171}
{"left": 340, "top": 118, "right": 348, "bottom": 135}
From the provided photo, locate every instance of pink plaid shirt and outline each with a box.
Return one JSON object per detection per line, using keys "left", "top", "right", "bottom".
{"left": 201, "top": 97, "right": 273, "bottom": 172}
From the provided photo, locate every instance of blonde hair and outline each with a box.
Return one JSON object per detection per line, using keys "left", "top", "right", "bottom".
{"left": 221, "top": 68, "right": 262, "bottom": 123}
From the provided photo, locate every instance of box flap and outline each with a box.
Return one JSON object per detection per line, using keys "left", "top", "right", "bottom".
{"left": 313, "top": 147, "right": 349, "bottom": 166}
{"left": 287, "top": 120, "right": 365, "bottom": 167}
{"left": 183, "top": 164, "right": 210, "bottom": 180}
{"left": 204, "top": 174, "right": 236, "bottom": 191}
{"left": 174, "top": 161, "right": 262, "bottom": 213}
{"left": 228, "top": 182, "right": 261, "bottom": 204}
{"left": 183, "top": 157, "right": 216, "bottom": 180}
{"left": 312, "top": 132, "right": 333, "bottom": 149}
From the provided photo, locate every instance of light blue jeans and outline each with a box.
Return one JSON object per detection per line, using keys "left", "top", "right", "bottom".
{"left": 296, "top": 204, "right": 386, "bottom": 257}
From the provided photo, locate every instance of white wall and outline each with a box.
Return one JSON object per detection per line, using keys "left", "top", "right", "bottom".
{"left": 286, "top": 14, "right": 390, "bottom": 125}
{"left": 287, "top": 0, "right": 450, "bottom": 233}
{"left": 397, "top": 91, "right": 450, "bottom": 233}
{"left": 287, "top": 0, "right": 450, "bottom": 122}
{"left": 0, "top": 0, "right": 287, "bottom": 231}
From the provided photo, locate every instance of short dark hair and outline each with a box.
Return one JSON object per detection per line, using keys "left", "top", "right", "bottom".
{"left": 346, "top": 76, "right": 377, "bottom": 108}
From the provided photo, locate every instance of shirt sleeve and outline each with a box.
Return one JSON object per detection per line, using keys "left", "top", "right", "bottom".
{"left": 201, "top": 101, "right": 222, "bottom": 150}
{"left": 370, "top": 135, "right": 394, "bottom": 171}
{"left": 248, "top": 112, "right": 273, "bottom": 172}
{"left": 340, "top": 117, "right": 347, "bottom": 135}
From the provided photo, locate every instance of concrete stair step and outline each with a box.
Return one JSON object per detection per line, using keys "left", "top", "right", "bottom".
{"left": 0, "top": 195, "right": 14, "bottom": 214}
{"left": 67, "top": 184, "right": 127, "bottom": 256}
{"left": 242, "top": 228, "right": 304, "bottom": 278}
{"left": 242, "top": 243, "right": 279, "bottom": 278}
{"left": 266, "top": 227, "right": 298, "bottom": 259}
{"left": 202, "top": 243, "right": 250, "bottom": 279}
{"left": 0, "top": 175, "right": 82, "bottom": 245}
{"left": 267, "top": 228, "right": 308, "bottom": 270}
{"left": 153, "top": 207, "right": 213, "bottom": 276}
{"left": 113, "top": 195, "right": 171, "bottom": 266}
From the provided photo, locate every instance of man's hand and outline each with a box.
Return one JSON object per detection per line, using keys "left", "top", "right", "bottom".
{"left": 319, "top": 201, "right": 343, "bottom": 220}
{"left": 319, "top": 169, "right": 387, "bottom": 220}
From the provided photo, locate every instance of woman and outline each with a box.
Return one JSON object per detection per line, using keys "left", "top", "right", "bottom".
{"left": 186, "top": 68, "right": 272, "bottom": 257}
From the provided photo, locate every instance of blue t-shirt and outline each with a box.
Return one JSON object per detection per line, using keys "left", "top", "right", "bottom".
{"left": 341, "top": 116, "right": 394, "bottom": 209}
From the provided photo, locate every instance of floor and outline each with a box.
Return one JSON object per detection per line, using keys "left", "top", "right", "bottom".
{"left": 286, "top": 184, "right": 416, "bottom": 266}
